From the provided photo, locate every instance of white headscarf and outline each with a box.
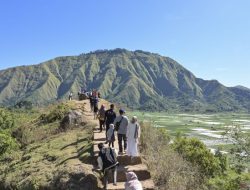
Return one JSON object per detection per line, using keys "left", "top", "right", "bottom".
{"left": 125, "top": 172, "right": 143, "bottom": 190}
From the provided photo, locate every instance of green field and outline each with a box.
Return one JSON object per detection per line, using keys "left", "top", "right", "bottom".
{"left": 129, "top": 112, "right": 250, "bottom": 152}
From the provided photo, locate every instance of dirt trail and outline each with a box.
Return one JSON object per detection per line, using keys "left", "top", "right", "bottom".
{"left": 74, "top": 99, "right": 154, "bottom": 190}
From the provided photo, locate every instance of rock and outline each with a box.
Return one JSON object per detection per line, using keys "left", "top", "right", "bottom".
{"left": 60, "top": 110, "right": 86, "bottom": 130}
{"left": 51, "top": 163, "right": 102, "bottom": 190}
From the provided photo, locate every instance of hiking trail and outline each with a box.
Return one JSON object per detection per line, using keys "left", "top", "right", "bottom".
{"left": 75, "top": 99, "right": 155, "bottom": 190}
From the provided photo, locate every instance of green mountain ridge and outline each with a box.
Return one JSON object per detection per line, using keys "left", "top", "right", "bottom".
{"left": 1, "top": 48, "right": 250, "bottom": 112}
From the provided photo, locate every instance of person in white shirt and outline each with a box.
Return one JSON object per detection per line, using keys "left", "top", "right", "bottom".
{"left": 126, "top": 116, "right": 141, "bottom": 158}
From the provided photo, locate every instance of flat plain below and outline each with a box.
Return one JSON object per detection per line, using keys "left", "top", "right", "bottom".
{"left": 129, "top": 112, "right": 250, "bottom": 152}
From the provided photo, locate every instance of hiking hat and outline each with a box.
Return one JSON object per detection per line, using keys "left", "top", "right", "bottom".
{"left": 119, "top": 109, "right": 125, "bottom": 114}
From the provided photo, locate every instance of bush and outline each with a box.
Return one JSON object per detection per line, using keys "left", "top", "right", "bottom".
{"left": 225, "top": 126, "right": 250, "bottom": 173}
{"left": 172, "top": 137, "right": 221, "bottom": 178}
{"left": 14, "top": 100, "right": 33, "bottom": 109}
{"left": 0, "top": 109, "right": 15, "bottom": 130}
{"left": 207, "top": 171, "right": 250, "bottom": 190}
{"left": 140, "top": 122, "right": 202, "bottom": 190}
{"left": 40, "top": 104, "right": 70, "bottom": 124}
{"left": 0, "top": 132, "right": 18, "bottom": 156}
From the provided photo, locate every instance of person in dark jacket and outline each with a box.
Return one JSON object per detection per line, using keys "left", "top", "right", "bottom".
{"left": 105, "top": 104, "right": 116, "bottom": 139}
{"left": 93, "top": 96, "right": 99, "bottom": 119}
{"left": 89, "top": 95, "right": 94, "bottom": 112}
{"left": 97, "top": 143, "right": 118, "bottom": 189}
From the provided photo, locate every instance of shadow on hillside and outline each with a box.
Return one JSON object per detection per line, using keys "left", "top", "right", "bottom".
{"left": 60, "top": 137, "right": 88, "bottom": 150}
{"left": 58, "top": 140, "right": 92, "bottom": 166}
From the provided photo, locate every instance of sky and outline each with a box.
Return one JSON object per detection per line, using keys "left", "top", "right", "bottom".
{"left": 0, "top": 0, "right": 250, "bottom": 88}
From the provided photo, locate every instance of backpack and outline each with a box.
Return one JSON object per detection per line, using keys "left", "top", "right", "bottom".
{"left": 115, "top": 117, "right": 123, "bottom": 131}
{"left": 100, "top": 147, "right": 118, "bottom": 172}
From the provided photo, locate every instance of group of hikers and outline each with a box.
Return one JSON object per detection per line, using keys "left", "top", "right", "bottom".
{"left": 68, "top": 89, "right": 143, "bottom": 190}
{"left": 96, "top": 104, "right": 140, "bottom": 157}
{"left": 96, "top": 104, "right": 142, "bottom": 190}
{"left": 90, "top": 92, "right": 142, "bottom": 189}
{"left": 68, "top": 88, "right": 101, "bottom": 101}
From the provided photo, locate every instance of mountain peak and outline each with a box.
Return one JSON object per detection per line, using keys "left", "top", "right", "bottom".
{"left": 0, "top": 50, "right": 249, "bottom": 112}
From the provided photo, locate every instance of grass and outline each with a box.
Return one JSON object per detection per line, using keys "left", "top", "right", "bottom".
{"left": 0, "top": 101, "right": 102, "bottom": 190}
{"left": 140, "top": 122, "right": 202, "bottom": 190}
{"left": 0, "top": 128, "right": 93, "bottom": 189}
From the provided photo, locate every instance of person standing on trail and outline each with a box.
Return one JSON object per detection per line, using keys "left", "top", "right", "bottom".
{"left": 114, "top": 109, "right": 129, "bottom": 154}
{"left": 98, "top": 105, "right": 106, "bottom": 132}
{"left": 105, "top": 104, "right": 116, "bottom": 139}
{"left": 107, "top": 124, "right": 115, "bottom": 148}
{"left": 68, "top": 92, "right": 73, "bottom": 101}
{"left": 92, "top": 89, "right": 97, "bottom": 97}
{"left": 89, "top": 94, "right": 94, "bottom": 112}
{"left": 125, "top": 172, "right": 143, "bottom": 190}
{"left": 126, "top": 116, "right": 141, "bottom": 159}
{"left": 93, "top": 96, "right": 99, "bottom": 119}
{"left": 97, "top": 143, "right": 119, "bottom": 189}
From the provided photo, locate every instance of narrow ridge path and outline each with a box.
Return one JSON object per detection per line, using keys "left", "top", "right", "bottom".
{"left": 77, "top": 99, "right": 155, "bottom": 190}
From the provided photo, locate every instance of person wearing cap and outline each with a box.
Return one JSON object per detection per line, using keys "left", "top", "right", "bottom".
{"left": 114, "top": 109, "right": 129, "bottom": 154}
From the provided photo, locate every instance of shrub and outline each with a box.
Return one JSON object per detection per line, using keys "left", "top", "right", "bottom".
{"left": 140, "top": 122, "right": 202, "bottom": 190}
{"left": 225, "top": 126, "right": 250, "bottom": 173}
{"left": 0, "top": 109, "right": 15, "bottom": 130}
{"left": 0, "top": 132, "right": 18, "bottom": 156}
{"left": 172, "top": 137, "right": 221, "bottom": 178}
{"left": 40, "top": 103, "right": 70, "bottom": 124}
{"left": 14, "top": 100, "right": 33, "bottom": 109}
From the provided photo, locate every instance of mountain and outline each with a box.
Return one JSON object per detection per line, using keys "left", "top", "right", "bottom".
{"left": 0, "top": 48, "right": 250, "bottom": 112}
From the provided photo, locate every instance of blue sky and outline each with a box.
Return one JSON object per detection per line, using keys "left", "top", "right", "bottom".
{"left": 0, "top": 0, "right": 250, "bottom": 88}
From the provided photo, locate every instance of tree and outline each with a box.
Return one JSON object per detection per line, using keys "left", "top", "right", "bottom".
{"left": 225, "top": 126, "right": 250, "bottom": 173}
{"left": 172, "top": 137, "right": 221, "bottom": 178}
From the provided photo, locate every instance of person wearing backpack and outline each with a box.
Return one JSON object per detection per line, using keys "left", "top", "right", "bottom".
{"left": 97, "top": 143, "right": 119, "bottom": 189}
{"left": 105, "top": 104, "right": 116, "bottom": 139}
{"left": 114, "top": 109, "right": 129, "bottom": 154}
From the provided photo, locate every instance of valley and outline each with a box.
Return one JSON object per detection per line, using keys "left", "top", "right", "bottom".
{"left": 129, "top": 112, "right": 250, "bottom": 152}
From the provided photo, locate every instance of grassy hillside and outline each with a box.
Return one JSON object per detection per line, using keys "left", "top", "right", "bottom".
{"left": 0, "top": 49, "right": 250, "bottom": 112}
{"left": 0, "top": 101, "right": 102, "bottom": 190}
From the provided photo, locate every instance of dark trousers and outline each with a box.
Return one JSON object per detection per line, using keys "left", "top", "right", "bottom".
{"left": 99, "top": 120, "right": 105, "bottom": 132}
{"left": 104, "top": 166, "right": 117, "bottom": 189}
{"left": 109, "top": 141, "right": 114, "bottom": 148}
{"left": 118, "top": 134, "right": 127, "bottom": 153}
{"left": 105, "top": 122, "right": 111, "bottom": 140}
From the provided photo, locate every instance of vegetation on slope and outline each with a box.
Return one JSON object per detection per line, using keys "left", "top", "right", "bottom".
{"left": 140, "top": 122, "right": 250, "bottom": 190}
{"left": 0, "top": 49, "right": 250, "bottom": 112}
{"left": 0, "top": 102, "right": 102, "bottom": 190}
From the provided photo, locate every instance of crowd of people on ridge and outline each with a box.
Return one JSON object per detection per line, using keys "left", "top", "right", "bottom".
{"left": 68, "top": 89, "right": 143, "bottom": 190}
